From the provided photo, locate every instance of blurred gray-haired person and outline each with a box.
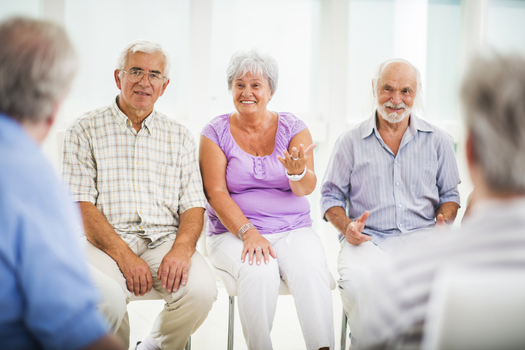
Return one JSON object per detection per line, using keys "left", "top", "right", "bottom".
{"left": 0, "top": 16, "right": 124, "bottom": 350}
{"left": 62, "top": 39, "right": 217, "bottom": 349}
{"left": 359, "top": 53, "right": 525, "bottom": 349}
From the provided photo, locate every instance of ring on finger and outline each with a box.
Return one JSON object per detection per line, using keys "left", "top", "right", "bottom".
{"left": 255, "top": 247, "right": 262, "bottom": 251}
{"left": 291, "top": 157, "right": 299, "bottom": 161}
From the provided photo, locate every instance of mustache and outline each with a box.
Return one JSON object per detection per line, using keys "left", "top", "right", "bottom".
{"left": 383, "top": 101, "right": 407, "bottom": 109}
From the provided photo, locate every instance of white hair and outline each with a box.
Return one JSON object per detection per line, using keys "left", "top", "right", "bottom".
{"left": 0, "top": 17, "right": 77, "bottom": 122}
{"left": 461, "top": 52, "right": 525, "bottom": 194}
{"left": 369, "top": 58, "right": 425, "bottom": 118}
{"left": 116, "top": 39, "right": 171, "bottom": 79}
{"left": 227, "top": 49, "right": 279, "bottom": 94}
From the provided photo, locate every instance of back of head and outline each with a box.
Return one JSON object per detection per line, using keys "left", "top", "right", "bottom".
{"left": 461, "top": 53, "right": 525, "bottom": 194}
{"left": 116, "top": 39, "right": 171, "bottom": 79}
{"left": 0, "top": 17, "right": 77, "bottom": 123}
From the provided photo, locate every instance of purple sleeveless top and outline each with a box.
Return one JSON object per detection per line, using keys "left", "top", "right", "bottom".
{"left": 201, "top": 112, "right": 313, "bottom": 236}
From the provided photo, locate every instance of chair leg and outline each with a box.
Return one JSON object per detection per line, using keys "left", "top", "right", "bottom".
{"left": 184, "top": 336, "right": 191, "bottom": 350}
{"left": 228, "top": 296, "right": 235, "bottom": 350}
{"left": 341, "top": 308, "right": 348, "bottom": 350}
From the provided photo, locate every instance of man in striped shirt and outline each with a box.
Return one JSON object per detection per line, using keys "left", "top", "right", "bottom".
{"left": 320, "top": 59, "right": 461, "bottom": 343}
{"left": 63, "top": 40, "right": 217, "bottom": 350}
{"left": 358, "top": 53, "right": 525, "bottom": 349}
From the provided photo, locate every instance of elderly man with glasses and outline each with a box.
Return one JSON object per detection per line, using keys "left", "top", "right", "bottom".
{"left": 62, "top": 40, "right": 217, "bottom": 350}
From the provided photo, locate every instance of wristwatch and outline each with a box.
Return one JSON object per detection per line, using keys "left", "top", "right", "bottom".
{"left": 286, "top": 165, "right": 307, "bottom": 182}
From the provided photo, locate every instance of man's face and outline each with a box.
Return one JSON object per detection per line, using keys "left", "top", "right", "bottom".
{"left": 376, "top": 62, "right": 417, "bottom": 123}
{"left": 114, "top": 51, "right": 169, "bottom": 117}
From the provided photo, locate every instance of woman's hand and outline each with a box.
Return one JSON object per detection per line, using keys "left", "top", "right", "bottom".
{"left": 241, "top": 229, "right": 277, "bottom": 265}
{"left": 277, "top": 143, "right": 317, "bottom": 175}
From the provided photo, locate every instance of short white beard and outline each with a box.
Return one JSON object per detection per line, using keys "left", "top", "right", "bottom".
{"left": 377, "top": 101, "right": 411, "bottom": 123}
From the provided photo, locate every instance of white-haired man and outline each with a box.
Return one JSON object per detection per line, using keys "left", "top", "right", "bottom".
{"left": 320, "top": 59, "right": 460, "bottom": 343}
{"left": 358, "top": 53, "right": 525, "bottom": 349}
{"left": 0, "top": 17, "right": 124, "bottom": 350}
{"left": 62, "top": 40, "right": 217, "bottom": 350}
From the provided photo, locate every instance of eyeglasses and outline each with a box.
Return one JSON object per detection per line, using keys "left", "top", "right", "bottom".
{"left": 121, "top": 69, "right": 165, "bottom": 86}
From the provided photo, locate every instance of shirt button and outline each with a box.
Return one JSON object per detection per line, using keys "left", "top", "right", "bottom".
{"left": 136, "top": 162, "right": 139, "bottom": 165}
{"left": 137, "top": 186, "right": 140, "bottom": 189}
{"left": 139, "top": 210, "right": 142, "bottom": 214}
{"left": 139, "top": 226, "right": 143, "bottom": 230}
{"left": 399, "top": 223, "right": 403, "bottom": 227}
{"left": 398, "top": 204, "right": 402, "bottom": 208}
{"left": 396, "top": 182, "right": 400, "bottom": 186}
{"left": 395, "top": 160, "right": 398, "bottom": 164}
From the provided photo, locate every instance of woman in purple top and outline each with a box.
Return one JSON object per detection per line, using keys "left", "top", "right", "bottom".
{"left": 200, "top": 50, "right": 334, "bottom": 350}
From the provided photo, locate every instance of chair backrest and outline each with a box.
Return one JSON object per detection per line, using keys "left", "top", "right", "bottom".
{"left": 422, "top": 266, "right": 525, "bottom": 350}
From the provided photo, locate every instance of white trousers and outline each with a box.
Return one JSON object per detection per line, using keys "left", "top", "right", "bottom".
{"left": 207, "top": 227, "right": 335, "bottom": 350}
{"left": 86, "top": 238, "right": 217, "bottom": 350}
{"left": 338, "top": 228, "right": 434, "bottom": 342}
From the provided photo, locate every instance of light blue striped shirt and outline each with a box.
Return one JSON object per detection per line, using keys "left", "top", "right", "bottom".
{"left": 320, "top": 114, "right": 460, "bottom": 246}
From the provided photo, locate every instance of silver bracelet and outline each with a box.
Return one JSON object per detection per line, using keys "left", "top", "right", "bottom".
{"left": 237, "top": 223, "right": 256, "bottom": 239}
{"left": 286, "top": 165, "right": 307, "bottom": 182}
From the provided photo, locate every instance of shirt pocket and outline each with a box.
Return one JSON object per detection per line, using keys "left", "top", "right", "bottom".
{"left": 410, "top": 158, "right": 438, "bottom": 197}
{"left": 154, "top": 163, "right": 179, "bottom": 208}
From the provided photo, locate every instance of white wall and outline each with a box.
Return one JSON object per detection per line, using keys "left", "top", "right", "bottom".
{"left": 2, "top": 0, "right": 525, "bottom": 230}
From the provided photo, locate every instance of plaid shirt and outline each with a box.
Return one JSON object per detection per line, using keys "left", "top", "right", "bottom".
{"left": 63, "top": 97, "right": 206, "bottom": 248}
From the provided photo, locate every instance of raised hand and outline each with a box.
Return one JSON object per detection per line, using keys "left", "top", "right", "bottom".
{"left": 345, "top": 211, "right": 371, "bottom": 245}
{"left": 277, "top": 143, "right": 317, "bottom": 176}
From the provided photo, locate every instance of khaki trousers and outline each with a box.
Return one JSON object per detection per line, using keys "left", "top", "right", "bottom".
{"left": 86, "top": 237, "right": 217, "bottom": 349}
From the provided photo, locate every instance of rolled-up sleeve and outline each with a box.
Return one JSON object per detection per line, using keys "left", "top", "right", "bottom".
{"left": 177, "top": 129, "right": 206, "bottom": 213}
{"left": 62, "top": 121, "right": 98, "bottom": 204}
{"left": 320, "top": 135, "right": 352, "bottom": 220}
{"left": 436, "top": 134, "right": 461, "bottom": 207}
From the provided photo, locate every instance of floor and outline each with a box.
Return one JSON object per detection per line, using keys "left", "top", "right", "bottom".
{"left": 127, "top": 227, "right": 346, "bottom": 350}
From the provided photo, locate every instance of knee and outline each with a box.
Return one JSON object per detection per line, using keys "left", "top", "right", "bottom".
{"left": 176, "top": 272, "right": 218, "bottom": 314}
{"left": 95, "top": 278, "right": 127, "bottom": 332}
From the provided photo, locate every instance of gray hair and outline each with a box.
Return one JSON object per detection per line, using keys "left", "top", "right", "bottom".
{"left": 461, "top": 53, "right": 525, "bottom": 194}
{"left": 0, "top": 17, "right": 77, "bottom": 123}
{"left": 116, "top": 39, "right": 171, "bottom": 79}
{"left": 371, "top": 58, "right": 425, "bottom": 117}
{"left": 227, "top": 49, "right": 279, "bottom": 94}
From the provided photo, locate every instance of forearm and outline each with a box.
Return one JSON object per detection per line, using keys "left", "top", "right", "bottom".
{"left": 289, "top": 168, "right": 317, "bottom": 196}
{"left": 171, "top": 207, "right": 205, "bottom": 256}
{"left": 208, "top": 191, "right": 254, "bottom": 236}
{"left": 324, "top": 206, "right": 352, "bottom": 235}
{"left": 435, "top": 201, "right": 459, "bottom": 224}
{"left": 78, "top": 201, "right": 132, "bottom": 262}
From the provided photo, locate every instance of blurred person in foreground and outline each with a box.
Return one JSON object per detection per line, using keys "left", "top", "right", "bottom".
{"left": 320, "top": 58, "right": 461, "bottom": 343}
{"left": 358, "top": 53, "right": 525, "bottom": 349}
{"left": 200, "top": 50, "right": 334, "bottom": 350}
{"left": 0, "top": 16, "right": 124, "bottom": 350}
{"left": 62, "top": 39, "right": 217, "bottom": 350}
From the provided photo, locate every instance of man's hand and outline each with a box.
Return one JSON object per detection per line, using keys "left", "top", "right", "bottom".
{"left": 345, "top": 211, "right": 371, "bottom": 245}
{"left": 157, "top": 247, "right": 192, "bottom": 294}
{"left": 435, "top": 214, "right": 450, "bottom": 231}
{"left": 117, "top": 252, "right": 153, "bottom": 297}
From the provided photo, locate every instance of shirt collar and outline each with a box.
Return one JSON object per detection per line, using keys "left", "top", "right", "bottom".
{"left": 361, "top": 111, "right": 433, "bottom": 140}
{"left": 111, "top": 96, "right": 155, "bottom": 135}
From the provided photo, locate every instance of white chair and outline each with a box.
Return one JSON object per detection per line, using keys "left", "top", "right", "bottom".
{"left": 208, "top": 262, "right": 336, "bottom": 350}
{"left": 422, "top": 266, "right": 525, "bottom": 350}
{"left": 340, "top": 307, "right": 349, "bottom": 350}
